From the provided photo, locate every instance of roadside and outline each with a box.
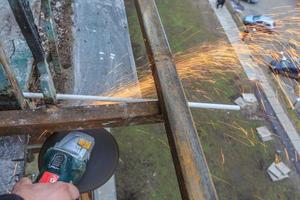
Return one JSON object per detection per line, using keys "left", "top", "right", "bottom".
{"left": 227, "top": 0, "right": 300, "bottom": 151}
{"left": 242, "top": 0, "right": 300, "bottom": 125}
{"left": 208, "top": 0, "right": 300, "bottom": 191}
{"left": 210, "top": 0, "right": 300, "bottom": 155}
{"left": 227, "top": 0, "right": 300, "bottom": 131}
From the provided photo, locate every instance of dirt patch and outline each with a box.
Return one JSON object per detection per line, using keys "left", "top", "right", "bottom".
{"left": 29, "top": 0, "right": 74, "bottom": 94}
{"left": 48, "top": 0, "right": 74, "bottom": 93}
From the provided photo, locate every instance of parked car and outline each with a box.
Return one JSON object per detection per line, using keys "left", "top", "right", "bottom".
{"left": 242, "top": 0, "right": 258, "bottom": 4}
{"left": 269, "top": 57, "right": 300, "bottom": 80}
{"left": 243, "top": 15, "right": 275, "bottom": 31}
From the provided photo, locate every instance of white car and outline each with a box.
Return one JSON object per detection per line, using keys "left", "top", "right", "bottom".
{"left": 243, "top": 15, "right": 275, "bottom": 31}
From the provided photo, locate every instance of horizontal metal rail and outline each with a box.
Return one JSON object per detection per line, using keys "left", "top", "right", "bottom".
{"left": 0, "top": 101, "right": 162, "bottom": 135}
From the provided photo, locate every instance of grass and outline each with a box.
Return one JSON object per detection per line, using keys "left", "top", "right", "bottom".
{"left": 277, "top": 82, "right": 300, "bottom": 132}
{"left": 288, "top": 109, "right": 300, "bottom": 131}
{"left": 112, "top": 0, "right": 300, "bottom": 199}
{"left": 155, "top": 0, "right": 221, "bottom": 52}
{"left": 192, "top": 110, "right": 298, "bottom": 200}
{"left": 112, "top": 124, "right": 180, "bottom": 200}
{"left": 125, "top": 0, "right": 222, "bottom": 66}
{"left": 183, "top": 70, "right": 300, "bottom": 199}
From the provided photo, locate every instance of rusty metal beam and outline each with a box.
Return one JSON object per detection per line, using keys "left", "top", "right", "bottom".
{"left": 134, "top": 1, "right": 218, "bottom": 199}
{"left": 0, "top": 101, "right": 162, "bottom": 135}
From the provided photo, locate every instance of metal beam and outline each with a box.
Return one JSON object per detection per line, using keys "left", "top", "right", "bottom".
{"left": 0, "top": 101, "right": 162, "bottom": 135}
{"left": 8, "top": 0, "right": 56, "bottom": 103}
{"left": 134, "top": 1, "right": 218, "bottom": 199}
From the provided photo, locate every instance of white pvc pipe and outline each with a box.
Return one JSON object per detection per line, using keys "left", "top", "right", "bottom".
{"left": 23, "top": 92, "right": 240, "bottom": 111}
{"left": 188, "top": 102, "right": 240, "bottom": 111}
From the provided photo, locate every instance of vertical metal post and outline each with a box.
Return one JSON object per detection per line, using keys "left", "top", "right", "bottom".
{"left": 134, "top": 0, "right": 218, "bottom": 199}
{"left": 0, "top": 41, "right": 27, "bottom": 109}
{"left": 8, "top": 0, "right": 56, "bottom": 103}
{"left": 41, "top": 0, "right": 62, "bottom": 75}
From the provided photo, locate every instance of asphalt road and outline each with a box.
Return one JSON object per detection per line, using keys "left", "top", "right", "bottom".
{"left": 242, "top": 0, "right": 298, "bottom": 17}
{"left": 241, "top": 0, "right": 300, "bottom": 106}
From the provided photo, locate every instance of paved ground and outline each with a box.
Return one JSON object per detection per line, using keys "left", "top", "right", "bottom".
{"left": 208, "top": 0, "right": 300, "bottom": 170}
{"left": 242, "top": 0, "right": 297, "bottom": 16}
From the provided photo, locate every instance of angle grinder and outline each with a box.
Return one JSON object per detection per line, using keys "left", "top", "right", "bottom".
{"left": 36, "top": 129, "right": 119, "bottom": 193}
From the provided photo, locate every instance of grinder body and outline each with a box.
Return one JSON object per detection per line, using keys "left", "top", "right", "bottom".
{"left": 36, "top": 132, "right": 95, "bottom": 184}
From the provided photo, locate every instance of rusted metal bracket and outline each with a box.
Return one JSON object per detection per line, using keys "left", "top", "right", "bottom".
{"left": 36, "top": 60, "right": 57, "bottom": 103}
{"left": 134, "top": 0, "right": 218, "bottom": 199}
{"left": 41, "top": 0, "right": 62, "bottom": 75}
{"left": 8, "top": 0, "right": 56, "bottom": 103}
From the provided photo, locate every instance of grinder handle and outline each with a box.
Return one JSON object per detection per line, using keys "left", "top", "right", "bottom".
{"left": 36, "top": 171, "right": 60, "bottom": 183}
{"left": 35, "top": 152, "right": 66, "bottom": 184}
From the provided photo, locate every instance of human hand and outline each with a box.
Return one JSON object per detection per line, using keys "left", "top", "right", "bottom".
{"left": 12, "top": 177, "right": 80, "bottom": 200}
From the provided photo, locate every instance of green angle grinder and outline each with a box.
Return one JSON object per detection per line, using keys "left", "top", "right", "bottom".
{"left": 36, "top": 129, "right": 119, "bottom": 193}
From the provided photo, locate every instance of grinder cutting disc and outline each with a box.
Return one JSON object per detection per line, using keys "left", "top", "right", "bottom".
{"left": 38, "top": 129, "right": 119, "bottom": 193}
